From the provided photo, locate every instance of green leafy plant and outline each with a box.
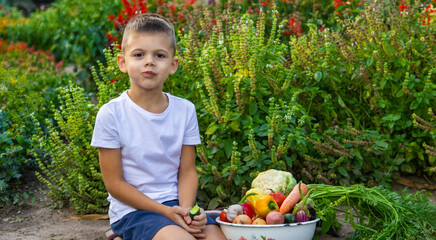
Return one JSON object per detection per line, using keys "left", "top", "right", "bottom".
{"left": 33, "top": 83, "right": 108, "bottom": 214}
{"left": 32, "top": 43, "right": 131, "bottom": 214}
{"left": 309, "top": 184, "right": 436, "bottom": 239}
{"left": 173, "top": 0, "right": 436, "bottom": 206}
{"left": 0, "top": 40, "right": 71, "bottom": 204}
{"left": 176, "top": 9, "right": 317, "bottom": 207}
{"left": 3, "top": 0, "right": 122, "bottom": 70}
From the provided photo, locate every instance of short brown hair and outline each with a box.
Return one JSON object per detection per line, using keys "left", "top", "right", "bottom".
{"left": 121, "top": 13, "right": 176, "bottom": 55}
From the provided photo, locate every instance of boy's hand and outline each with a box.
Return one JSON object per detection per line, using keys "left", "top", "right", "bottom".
{"left": 167, "top": 206, "right": 205, "bottom": 238}
{"left": 185, "top": 208, "right": 207, "bottom": 239}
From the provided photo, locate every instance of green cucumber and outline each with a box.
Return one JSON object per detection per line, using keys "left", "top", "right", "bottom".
{"left": 189, "top": 203, "right": 201, "bottom": 218}
{"left": 283, "top": 213, "right": 296, "bottom": 223}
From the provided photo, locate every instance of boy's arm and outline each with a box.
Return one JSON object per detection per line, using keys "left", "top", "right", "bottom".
{"left": 177, "top": 144, "right": 198, "bottom": 210}
{"left": 178, "top": 144, "right": 208, "bottom": 238}
{"left": 99, "top": 147, "right": 200, "bottom": 234}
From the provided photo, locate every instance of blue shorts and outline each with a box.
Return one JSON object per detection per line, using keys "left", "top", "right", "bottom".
{"left": 111, "top": 200, "right": 217, "bottom": 240}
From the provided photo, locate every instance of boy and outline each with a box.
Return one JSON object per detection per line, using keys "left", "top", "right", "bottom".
{"left": 91, "top": 13, "right": 226, "bottom": 240}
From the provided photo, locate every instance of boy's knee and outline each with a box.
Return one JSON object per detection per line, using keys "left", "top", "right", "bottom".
{"left": 203, "top": 224, "right": 227, "bottom": 240}
{"left": 153, "top": 225, "right": 196, "bottom": 240}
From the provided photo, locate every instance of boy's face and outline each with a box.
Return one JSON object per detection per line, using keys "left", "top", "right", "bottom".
{"left": 117, "top": 31, "right": 178, "bottom": 93}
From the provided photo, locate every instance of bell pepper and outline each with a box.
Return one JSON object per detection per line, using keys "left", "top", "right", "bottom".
{"left": 269, "top": 191, "right": 286, "bottom": 207}
{"left": 255, "top": 195, "right": 279, "bottom": 217}
{"left": 244, "top": 188, "right": 265, "bottom": 207}
{"left": 240, "top": 202, "right": 255, "bottom": 219}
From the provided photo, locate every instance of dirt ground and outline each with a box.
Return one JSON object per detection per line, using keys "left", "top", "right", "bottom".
{"left": 0, "top": 172, "right": 435, "bottom": 240}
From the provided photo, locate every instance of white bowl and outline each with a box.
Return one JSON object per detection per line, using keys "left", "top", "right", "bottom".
{"left": 216, "top": 217, "right": 320, "bottom": 240}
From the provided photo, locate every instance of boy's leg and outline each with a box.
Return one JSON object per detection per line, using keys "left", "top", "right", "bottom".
{"left": 153, "top": 225, "right": 196, "bottom": 240}
{"left": 203, "top": 224, "right": 227, "bottom": 240}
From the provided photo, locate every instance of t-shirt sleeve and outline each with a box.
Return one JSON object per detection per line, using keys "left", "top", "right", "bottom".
{"left": 183, "top": 103, "right": 201, "bottom": 145}
{"left": 91, "top": 104, "right": 121, "bottom": 149}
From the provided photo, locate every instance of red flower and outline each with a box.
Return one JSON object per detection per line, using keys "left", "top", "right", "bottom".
{"left": 55, "top": 61, "right": 63, "bottom": 71}
{"left": 138, "top": 1, "right": 147, "bottom": 13}
{"left": 170, "top": 3, "right": 176, "bottom": 15}
{"left": 116, "top": 14, "right": 125, "bottom": 25}
{"left": 106, "top": 33, "right": 116, "bottom": 42}
{"left": 246, "top": 6, "right": 254, "bottom": 14}
{"left": 334, "top": 0, "right": 345, "bottom": 10}
{"left": 288, "top": 17, "right": 303, "bottom": 36}
{"left": 261, "top": 0, "right": 273, "bottom": 6}
{"left": 108, "top": 14, "right": 116, "bottom": 21}
{"left": 185, "top": 0, "right": 196, "bottom": 6}
{"left": 399, "top": 0, "right": 408, "bottom": 12}
{"left": 421, "top": 3, "right": 436, "bottom": 25}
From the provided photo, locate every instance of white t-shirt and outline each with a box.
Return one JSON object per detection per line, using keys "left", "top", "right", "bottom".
{"left": 91, "top": 91, "right": 201, "bottom": 224}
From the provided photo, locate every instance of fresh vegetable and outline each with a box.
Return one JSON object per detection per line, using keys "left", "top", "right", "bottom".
{"left": 240, "top": 202, "right": 255, "bottom": 219}
{"left": 244, "top": 188, "right": 265, "bottom": 207}
{"left": 251, "top": 169, "right": 297, "bottom": 194}
{"left": 269, "top": 191, "right": 287, "bottom": 207}
{"left": 252, "top": 218, "right": 267, "bottom": 225}
{"left": 295, "top": 210, "right": 309, "bottom": 223}
{"left": 307, "top": 205, "right": 316, "bottom": 221}
{"left": 219, "top": 210, "right": 230, "bottom": 222}
{"left": 283, "top": 213, "right": 296, "bottom": 223}
{"left": 279, "top": 182, "right": 309, "bottom": 214}
{"left": 233, "top": 214, "right": 253, "bottom": 224}
{"left": 292, "top": 188, "right": 315, "bottom": 219}
{"left": 226, "top": 204, "right": 243, "bottom": 222}
{"left": 265, "top": 211, "right": 284, "bottom": 224}
{"left": 308, "top": 184, "right": 436, "bottom": 239}
{"left": 238, "top": 192, "right": 258, "bottom": 204}
{"left": 189, "top": 203, "right": 200, "bottom": 218}
{"left": 255, "top": 195, "right": 279, "bottom": 217}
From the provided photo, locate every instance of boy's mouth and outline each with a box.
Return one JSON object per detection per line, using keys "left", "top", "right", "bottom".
{"left": 142, "top": 71, "right": 156, "bottom": 78}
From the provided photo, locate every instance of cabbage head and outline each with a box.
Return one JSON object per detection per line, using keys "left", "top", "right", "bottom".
{"left": 251, "top": 169, "right": 297, "bottom": 195}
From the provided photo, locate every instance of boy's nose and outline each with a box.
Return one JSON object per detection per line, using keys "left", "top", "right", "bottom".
{"left": 144, "top": 55, "right": 155, "bottom": 66}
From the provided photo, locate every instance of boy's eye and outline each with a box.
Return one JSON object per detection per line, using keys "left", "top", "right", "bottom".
{"left": 157, "top": 53, "right": 166, "bottom": 58}
{"left": 134, "top": 53, "right": 144, "bottom": 57}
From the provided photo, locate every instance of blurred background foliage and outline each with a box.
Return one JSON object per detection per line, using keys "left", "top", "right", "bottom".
{"left": 0, "top": 0, "right": 435, "bottom": 213}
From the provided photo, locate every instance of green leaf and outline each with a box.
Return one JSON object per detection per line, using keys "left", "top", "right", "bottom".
{"left": 396, "top": 89, "right": 404, "bottom": 98}
{"left": 401, "top": 164, "right": 414, "bottom": 173}
{"left": 205, "top": 123, "right": 219, "bottom": 135}
{"left": 375, "top": 141, "right": 389, "bottom": 150}
{"left": 338, "top": 166, "right": 349, "bottom": 177}
{"left": 380, "top": 77, "right": 387, "bottom": 89}
{"left": 249, "top": 102, "right": 258, "bottom": 115}
{"left": 314, "top": 71, "right": 323, "bottom": 82}
{"left": 337, "top": 95, "right": 346, "bottom": 108}
{"left": 207, "top": 198, "right": 219, "bottom": 210}
{"left": 367, "top": 56, "right": 374, "bottom": 67}
{"left": 398, "top": 57, "right": 406, "bottom": 67}
{"left": 410, "top": 100, "right": 419, "bottom": 110}
{"left": 224, "top": 139, "right": 233, "bottom": 159}
{"left": 230, "top": 120, "right": 241, "bottom": 131}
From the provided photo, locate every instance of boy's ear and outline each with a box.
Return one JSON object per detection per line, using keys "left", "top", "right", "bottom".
{"left": 170, "top": 57, "right": 179, "bottom": 74}
{"left": 117, "top": 54, "right": 127, "bottom": 73}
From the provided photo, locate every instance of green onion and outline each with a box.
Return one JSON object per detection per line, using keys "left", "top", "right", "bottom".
{"left": 308, "top": 184, "right": 436, "bottom": 239}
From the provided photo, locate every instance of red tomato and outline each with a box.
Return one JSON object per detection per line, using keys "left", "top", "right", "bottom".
{"left": 269, "top": 192, "right": 287, "bottom": 207}
{"left": 219, "top": 210, "right": 230, "bottom": 222}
